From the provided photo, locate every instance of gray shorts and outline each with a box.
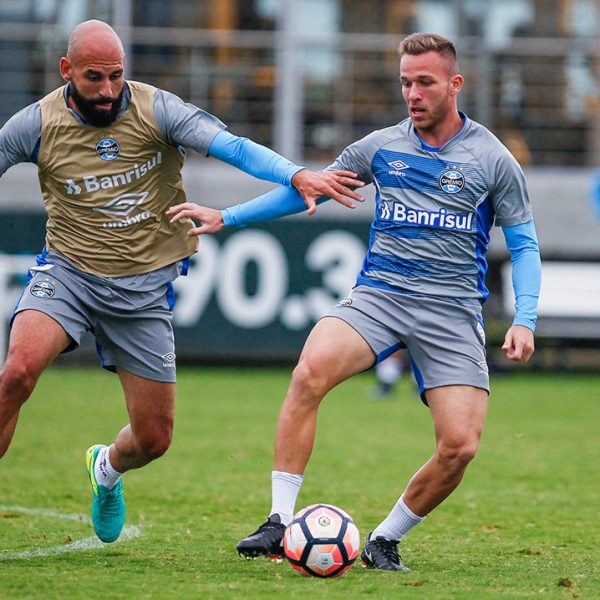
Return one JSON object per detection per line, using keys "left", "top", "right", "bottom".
{"left": 13, "top": 262, "right": 177, "bottom": 382}
{"left": 327, "top": 285, "right": 489, "bottom": 404}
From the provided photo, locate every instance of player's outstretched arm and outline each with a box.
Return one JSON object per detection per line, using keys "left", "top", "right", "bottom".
{"left": 158, "top": 98, "right": 365, "bottom": 212}
{"left": 167, "top": 181, "right": 337, "bottom": 236}
{"left": 207, "top": 131, "right": 364, "bottom": 215}
{"left": 502, "top": 325, "right": 535, "bottom": 363}
{"left": 290, "top": 168, "right": 364, "bottom": 215}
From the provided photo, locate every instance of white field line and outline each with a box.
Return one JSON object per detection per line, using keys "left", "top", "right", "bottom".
{"left": 0, "top": 505, "right": 141, "bottom": 560}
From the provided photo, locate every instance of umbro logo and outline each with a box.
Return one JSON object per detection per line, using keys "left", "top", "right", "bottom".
{"left": 388, "top": 159, "right": 409, "bottom": 170}
{"left": 93, "top": 192, "right": 149, "bottom": 217}
{"left": 162, "top": 352, "right": 176, "bottom": 368}
{"left": 387, "top": 159, "right": 410, "bottom": 177}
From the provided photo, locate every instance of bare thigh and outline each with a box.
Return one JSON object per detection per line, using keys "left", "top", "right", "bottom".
{"left": 296, "top": 316, "right": 377, "bottom": 389}
{"left": 427, "top": 385, "right": 488, "bottom": 447}
{"left": 6, "top": 310, "right": 72, "bottom": 377}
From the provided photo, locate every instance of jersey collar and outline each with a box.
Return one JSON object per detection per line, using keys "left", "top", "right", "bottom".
{"left": 410, "top": 111, "right": 470, "bottom": 153}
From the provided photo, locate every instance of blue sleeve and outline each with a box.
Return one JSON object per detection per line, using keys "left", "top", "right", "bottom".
{"left": 221, "top": 185, "right": 330, "bottom": 228}
{"left": 208, "top": 130, "right": 305, "bottom": 186}
{"left": 502, "top": 220, "right": 541, "bottom": 332}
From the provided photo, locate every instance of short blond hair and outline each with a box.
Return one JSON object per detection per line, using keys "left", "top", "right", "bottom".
{"left": 398, "top": 32, "right": 459, "bottom": 75}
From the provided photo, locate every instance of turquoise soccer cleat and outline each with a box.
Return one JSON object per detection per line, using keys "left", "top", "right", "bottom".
{"left": 85, "top": 444, "right": 126, "bottom": 543}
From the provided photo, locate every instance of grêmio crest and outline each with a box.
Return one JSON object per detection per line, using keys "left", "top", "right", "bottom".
{"left": 439, "top": 167, "right": 465, "bottom": 194}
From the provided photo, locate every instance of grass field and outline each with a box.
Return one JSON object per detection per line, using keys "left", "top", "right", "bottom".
{"left": 0, "top": 367, "right": 598, "bottom": 599}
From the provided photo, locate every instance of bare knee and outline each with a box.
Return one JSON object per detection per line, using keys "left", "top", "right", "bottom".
{"left": 137, "top": 425, "right": 173, "bottom": 461}
{"left": 436, "top": 437, "right": 479, "bottom": 473}
{"left": 0, "top": 360, "right": 38, "bottom": 405}
{"left": 290, "top": 359, "right": 331, "bottom": 405}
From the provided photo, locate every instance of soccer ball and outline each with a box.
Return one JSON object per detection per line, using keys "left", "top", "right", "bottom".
{"left": 283, "top": 504, "right": 360, "bottom": 578}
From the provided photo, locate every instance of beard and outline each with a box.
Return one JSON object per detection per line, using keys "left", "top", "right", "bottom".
{"left": 69, "top": 81, "right": 123, "bottom": 128}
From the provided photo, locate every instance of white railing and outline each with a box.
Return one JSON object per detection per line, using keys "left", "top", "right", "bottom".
{"left": 1, "top": 21, "right": 600, "bottom": 165}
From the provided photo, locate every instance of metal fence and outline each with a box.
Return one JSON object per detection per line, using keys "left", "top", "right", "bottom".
{"left": 1, "top": 19, "right": 600, "bottom": 166}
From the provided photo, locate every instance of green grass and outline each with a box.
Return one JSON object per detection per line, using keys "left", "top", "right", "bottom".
{"left": 0, "top": 368, "right": 598, "bottom": 599}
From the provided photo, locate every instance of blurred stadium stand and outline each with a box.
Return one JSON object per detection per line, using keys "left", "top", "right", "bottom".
{"left": 1, "top": 0, "right": 600, "bottom": 369}
{"left": 2, "top": 0, "right": 600, "bottom": 164}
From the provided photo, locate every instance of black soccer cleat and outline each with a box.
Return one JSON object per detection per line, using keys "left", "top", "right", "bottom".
{"left": 361, "top": 532, "right": 410, "bottom": 571}
{"left": 236, "top": 514, "right": 286, "bottom": 561}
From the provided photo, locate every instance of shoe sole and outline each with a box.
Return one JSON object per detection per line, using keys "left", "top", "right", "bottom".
{"left": 361, "top": 560, "right": 410, "bottom": 572}
{"left": 361, "top": 555, "right": 410, "bottom": 571}
{"left": 237, "top": 548, "right": 284, "bottom": 561}
{"left": 85, "top": 444, "right": 105, "bottom": 495}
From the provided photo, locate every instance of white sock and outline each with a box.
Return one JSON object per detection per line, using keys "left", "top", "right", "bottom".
{"left": 371, "top": 496, "right": 425, "bottom": 541}
{"left": 270, "top": 471, "right": 304, "bottom": 526}
{"left": 94, "top": 446, "right": 123, "bottom": 490}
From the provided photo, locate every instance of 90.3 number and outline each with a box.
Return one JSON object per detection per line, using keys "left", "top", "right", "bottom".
{"left": 173, "top": 229, "right": 366, "bottom": 331}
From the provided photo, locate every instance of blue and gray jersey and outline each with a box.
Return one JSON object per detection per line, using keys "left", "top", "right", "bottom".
{"left": 326, "top": 114, "right": 532, "bottom": 301}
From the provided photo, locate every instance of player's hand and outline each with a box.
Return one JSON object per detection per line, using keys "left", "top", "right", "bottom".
{"left": 166, "top": 202, "right": 224, "bottom": 236}
{"left": 291, "top": 169, "right": 365, "bottom": 215}
{"left": 501, "top": 325, "right": 535, "bottom": 363}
